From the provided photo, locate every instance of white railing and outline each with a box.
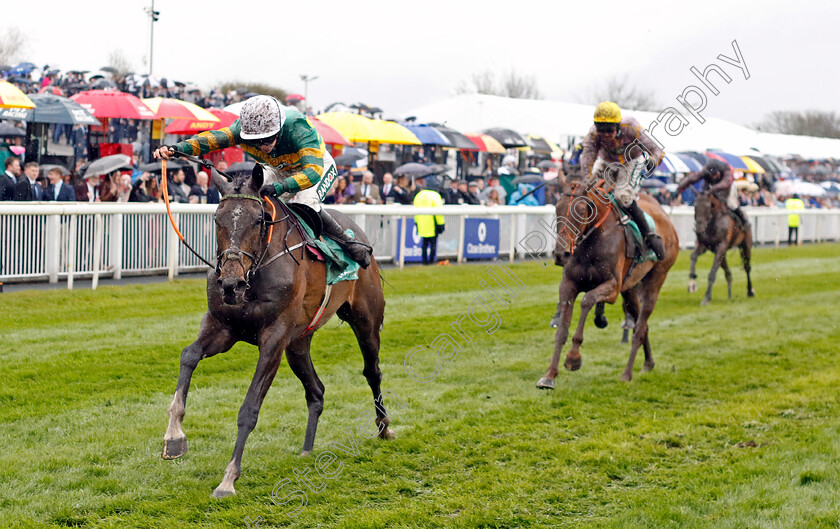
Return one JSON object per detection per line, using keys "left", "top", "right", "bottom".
{"left": 1, "top": 202, "right": 838, "bottom": 288}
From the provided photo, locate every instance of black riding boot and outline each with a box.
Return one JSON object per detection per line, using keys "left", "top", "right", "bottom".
{"left": 318, "top": 208, "right": 372, "bottom": 269}
{"left": 627, "top": 200, "right": 665, "bottom": 260}
{"left": 733, "top": 207, "right": 749, "bottom": 228}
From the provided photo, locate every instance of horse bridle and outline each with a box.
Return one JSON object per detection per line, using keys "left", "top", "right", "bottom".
{"left": 215, "top": 193, "right": 290, "bottom": 289}
{"left": 559, "top": 180, "right": 613, "bottom": 254}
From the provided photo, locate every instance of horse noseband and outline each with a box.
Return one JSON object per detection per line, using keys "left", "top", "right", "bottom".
{"left": 216, "top": 246, "right": 259, "bottom": 286}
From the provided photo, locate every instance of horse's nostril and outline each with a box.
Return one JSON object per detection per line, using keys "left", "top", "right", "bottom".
{"left": 237, "top": 280, "right": 247, "bottom": 290}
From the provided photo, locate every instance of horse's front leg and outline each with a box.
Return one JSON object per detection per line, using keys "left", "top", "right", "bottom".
{"left": 213, "top": 323, "right": 291, "bottom": 498}
{"left": 537, "top": 278, "right": 578, "bottom": 389}
{"left": 688, "top": 241, "right": 706, "bottom": 293}
{"left": 565, "top": 277, "right": 621, "bottom": 372}
{"left": 163, "top": 313, "right": 235, "bottom": 460}
{"left": 720, "top": 254, "right": 733, "bottom": 299}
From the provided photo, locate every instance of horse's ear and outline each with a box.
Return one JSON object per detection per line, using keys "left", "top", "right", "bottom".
{"left": 251, "top": 164, "right": 264, "bottom": 191}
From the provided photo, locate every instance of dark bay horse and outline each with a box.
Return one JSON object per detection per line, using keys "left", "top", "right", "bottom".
{"left": 161, "top": 166, "right": 394, "bottom": 498}
{"left": 688, "top": 190, "right": 755, "bottom": 305}
{"left": 538, "top": 181, "right": 678, "bottom": 385}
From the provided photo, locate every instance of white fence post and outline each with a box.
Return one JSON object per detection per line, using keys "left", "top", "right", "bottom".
{"left": 111, "top": 213, "right": 123, "bottom": 280}
{"left": 45, "top": 214, "right": 61, "bottom": 283}
{"left": 92, "top": 214, "right": 103, "bottom": 290}
{"left": 168, "top": 212, "right": 179, "bottom": 281}
{"left": 66, "top": 215, "right": 77, "bottom": 290}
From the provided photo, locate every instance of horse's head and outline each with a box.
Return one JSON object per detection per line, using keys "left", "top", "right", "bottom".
{"left": 553, "top": 180, "right": 607, "bottom": 266}
{"left": 213, "top": 165, "right": 272, "bottom": 305}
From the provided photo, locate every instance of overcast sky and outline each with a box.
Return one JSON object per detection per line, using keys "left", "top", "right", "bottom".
{"left": 4, "top": 0, "right": 838, "bottom": 131}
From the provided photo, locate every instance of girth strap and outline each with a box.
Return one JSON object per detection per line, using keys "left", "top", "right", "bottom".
{"left": 299, "top": 283, "right": 333, "bottom": 338}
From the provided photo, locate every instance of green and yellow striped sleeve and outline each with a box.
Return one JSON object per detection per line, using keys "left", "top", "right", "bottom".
{"left": 171, "top": 121, "right": 240, "bottom": 156}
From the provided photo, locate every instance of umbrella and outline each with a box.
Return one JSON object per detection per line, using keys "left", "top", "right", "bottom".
{"left": 100, "top": 66, "right": 119, "bottom": 74}
{"left": 0, "top": 93, "right": 99, "bottom": 124}
{"left": 286, "top": 94, "right": 305, "bottom": 103}
{"left": 641, "top": 178, "right": 666, "bottom": 189}
{"left": 227, "top": 161, "right": 257, "bottom": 175}
{"left": 0, "top": 122, "right": 25, "bottom": 137}
{"left": 0, "top": 80, "right": 36, "bottom": 109}
{"left": 142, "top": 97, "right": 220, "bottom": 121}
{"left": 139, "top": 159, "right": 184, "bottom": 173}
{"left": 735, "top": 179, "right": 759, "bottom": 191}
{"left": 678, "top": 151, "right": 711, "bottom": 168}
{"left": 164, "top": 107, "right": 238, "bottom": 135}
{"left": 774, "top": 180, "right": 826, "bottom": 197}
{"left": 394, "top": 162, "right": 434, "bottom": 178}
{"left": 524, "top": 134, "right": 562, "bottom": 155}
{"left": 740, "top": 156, "right": 765, "bottom": 174}
{"left": 84, "top": 154, "right": 132, "bottom": 178}
{"left": 333, "top": 147, "right": 368, "bottom": 166}
{"left": 429, "top": 123, "right": 479, "bottom": 150}
{"left": 512, "top": 173, "right": 543, "bottom": 185}
{"left": 819, "top": 181, "right": 840, "bottom": 195}
{"left": 70, "top": 90, "right": 157, "bottom": 119}
{"left": 465, "top": 133, "right": 506, "bottom": 153}
{"left": 483, "top": 127, "right": 528, "bottom": 148}
{"left": 655, "top": 153, "right": 692, "bottom": 174}
{"left": 307, "top": 117, "right": 352, "bottom": 146}
{"left": 93, "top": 78, "right": 118, "bottom": 90}
{"left": 317, "top": 112, "right": 421, "bottom": 145}
{"left": 399, "top": 123, "right": 450, "bottom": 146}
{"left": 38, "top": 85, "right": 64, "bottom": 96}
{"left": 673, "top": 153, "right": 704, "bottom": 172}
{"left": 537, "top": 160, "right": 560, "bottom": 169}
{"left": 40, "top": 164, "right": 70, "bottom": 177}
{"left": 707, "top": 151, "right": 749, "bottom": 171}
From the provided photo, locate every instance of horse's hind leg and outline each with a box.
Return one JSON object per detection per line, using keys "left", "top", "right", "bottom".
{"left": 688, "top": 242, "right": 706, "bottom": 293}
{"left": 163, "top": 314, "right": 235, "bottom": 460}
{"left": 622, "top": 279, "right": 663, "bottom": 381}
{"left": 594, "top": 302, "right": 608, "bottom": 328}
{"left": 285, "top": 335, "right": 325, "bottom": 455}
{"left": 741, "top": 232, "right": 755, "bottom": 297}
{"left": 702, "top": 244, "right": 728, "bottom": 306}
{"left": 340, "top": 293, "right": 395, "bottom": 440}
{"left": 620, "top": 293, "right": 636, "bottom": 344}
{"left": 720, "top": 254, "right": 733, "bottom": 299}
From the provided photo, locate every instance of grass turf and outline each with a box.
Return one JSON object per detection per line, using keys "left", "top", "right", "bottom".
{"left": 1, "top": 243, "right": 839, "bottom": 528}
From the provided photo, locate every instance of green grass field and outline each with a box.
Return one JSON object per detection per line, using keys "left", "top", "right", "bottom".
{"left": 2, "top": 244, "right": 839, "bottom": 528}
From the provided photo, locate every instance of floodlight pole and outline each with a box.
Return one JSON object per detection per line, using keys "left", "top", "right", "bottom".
{"left": 145, "top": 0, "right": 160, "bottom": 75}
{"left": 300, "top": 74, "right": 319, "bottom": 109}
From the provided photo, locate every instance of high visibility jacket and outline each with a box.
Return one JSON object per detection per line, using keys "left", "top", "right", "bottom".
{"left": 785, "top": 198, "right": 804, "bottom": 227}
{"left": 413, "top": 189, "right": 445, "bottom": 237}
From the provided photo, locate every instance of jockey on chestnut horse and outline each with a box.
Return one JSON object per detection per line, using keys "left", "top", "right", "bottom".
{"left": 538, "top": 102, "right": 679, "bottom": 385}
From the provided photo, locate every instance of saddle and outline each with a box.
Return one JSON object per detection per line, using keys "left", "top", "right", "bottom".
{"left": 612, "top": 202, "right": 658, "bottom": 264}
{"left": 282, "top": 202, "right": 360, "bottom": 285}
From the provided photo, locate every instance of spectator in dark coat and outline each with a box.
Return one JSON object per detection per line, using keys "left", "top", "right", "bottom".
{"left": 43, "top": 167, "right": 75, "bottom": 201}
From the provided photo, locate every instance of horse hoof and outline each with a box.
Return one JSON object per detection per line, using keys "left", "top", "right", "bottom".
{"left": 300, "top": 450, "right": 311, "bottom": 457}
{"left": 162, "top": 436, "right": 188, "bottom": 460}
{"left": 549, "top": 317, "right": 559, "bottom": 328}
{"left": 564, "top": 357, "right": 582, "bottom": 371}
{"left": 620, "top": 372, "right": 632, "bottom": 382}
{"left": 642, "top": 362, "right": 655, "bottom": 373}
{"left": 688, "top": 280, "right": 697, "bottom": 293}
{"left": 700, "top": 298, "right": 710, "bottom": 306}
{"left": 212, "top": 486, "right": 235, "bottom": 499}
{"left": 536, "top": 377, "right": 555, "bottom": 390}
{"left": 379, "top": 428, "right": 396, "bottom": 440}
{"left": 594, "top": 314, "right": 608, "bottom": 329}
{"left": 748, "top": 289, "right": 756, "bottom": 297}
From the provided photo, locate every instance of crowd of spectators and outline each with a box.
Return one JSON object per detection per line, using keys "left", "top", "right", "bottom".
{"left": 1, "top": 63, "right": 838, "bottom": 209}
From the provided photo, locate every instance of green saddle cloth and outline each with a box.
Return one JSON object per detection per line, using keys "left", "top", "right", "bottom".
{"left": 609, "top": 197, "right": 659, "bottom": 264}
{"left": 288, "top": 206, "right": 360, "bottom": 285}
